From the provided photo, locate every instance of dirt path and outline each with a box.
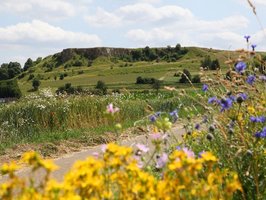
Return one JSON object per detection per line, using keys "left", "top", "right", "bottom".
{"left": 0, "top": 124, "right": 185, "bottom": 183}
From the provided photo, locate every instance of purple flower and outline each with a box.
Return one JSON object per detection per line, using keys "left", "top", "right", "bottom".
{"left": 259, "top": 75, "right": 266, "bottom": 81}
{"left": 170, "top": 109, "right": 178, "bottom": 122}
{"left": 244, "top": 35, "right": 251, "bottom": 42}
{"left": 208, "top": 97, "right": 218, "bottom": 104}
{"left": 254, "top": 127, "right": 266, "bottom": 138}
{"left": 136, "top": 144, "right": 149, "bottom": 153}
{"left": 250, "top": 116, "right": 266, "bottom": 123}
{"left": 251, "top": 44, "right": 257, "bottom": 51}
{"left": 156, "top": 153, "right": 168, "bottom": 169}
{"left": 229, "top": 95, "right": 236, "bottom": 102}
{"left": 235, "top": 62, "right": 246, "bottom": 74}
{"left": 202, "top": 84, "right": 208, "bottom": 92}
{"left": 195, "top": 123, "right": 200, "bottom": 130}
{"left": 238, "top": 93, "right": 248, "bottom": 100}
{"left": 246, "top": 75, "right": 256, "bottom": 85}
{"left": 182, "top": 147, "right": 195, "bottom": 158}
{"left": 220, "top": 98, "right": 233, "bottom": 112}
{"left": 150, "top": 115, "right": 157, "bottom": 122}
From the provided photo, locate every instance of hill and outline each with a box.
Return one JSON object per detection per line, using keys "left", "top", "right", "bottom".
{"left": 4, "top": 46, "right": 262, "bottom": 95}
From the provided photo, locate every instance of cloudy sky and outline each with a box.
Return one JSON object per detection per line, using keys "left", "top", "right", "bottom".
{"left": 0, "top": 0, "right": 266, "bottom": 65}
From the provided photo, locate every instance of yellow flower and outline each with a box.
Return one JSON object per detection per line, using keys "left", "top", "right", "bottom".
{"left": 200, "top": 152, "right": 217, "bottom": 162}
{"left": 247, "top": 106, "right": 255, "bottom": 114}
{"left": 1, "top": 162, "right": 19, "bottom": 175}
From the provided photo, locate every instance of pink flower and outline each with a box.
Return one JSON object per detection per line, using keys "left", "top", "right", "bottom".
{"left": 150, "top": 133, "right": 162, "bottom": 140}
{"left": 106, "top": 103, "right": 119, "bottom": 114}
{"left": 136, "top": 144, "right": 149, "bottom": 153}
{"left": 156, "top": 153, "right": 168, "bottom": 169}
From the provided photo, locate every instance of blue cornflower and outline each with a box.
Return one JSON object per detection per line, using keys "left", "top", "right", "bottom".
{"left": 246, "top": 75, "right": 256, "bottom": 85}
{"left": 208, "top": 97, "right": 218, "bottom": 104}
{"left": 170, "top": 109, "right": 178, "bottom": 122}
{"left": 202, "top": 84, "right": 208, "bottom": 92}
{"left": 150, "top": 115, "right": 157, "bottom": 122}
{"left": 229, "top": 95, "right": 236, "bottom": 102}
{"left": 254, "top": 127, "right": 266, "bottom": 138}
{"left": 251, "top": 44, "right": 257, "bottom": 51}
{"left": 195, "top": 123, "right": 200, "bottom": 130}
{"left": 220, "top": 98, "right": 233, "bottom": 112}
{"left": 238, "top": 93, "right": 248, "bottom": 100}
{"left": 235, "top": 62, "right": 247, "bottom": 74}
{"left": 250, "top": 116, "right": 266, "bottom": 123}
{"left": 244, "top": 35, "right": 251, "bottom": 43}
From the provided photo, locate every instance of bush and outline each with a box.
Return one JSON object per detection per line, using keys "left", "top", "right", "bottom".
{"left": 192, "top": 74, "right": 201, "bottom": 83}
{"left": 0, "top": 79, "right": 22, "bottom": 98}
{"left": 32, "top": 79, "right": 41, "bottom": 91}
{"left": 179, "top": 69, "right": 192, "bottom": 83}
{"left": 95, "top": 80, "right": 107, "bottom": 95}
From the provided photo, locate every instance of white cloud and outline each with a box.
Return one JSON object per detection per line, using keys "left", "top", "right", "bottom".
{"left": 85, "top": 8, "right": 122, "bottom": 27}
{"left": 85, "top": 3, "right": 193, "bottom": 27}
{"left": 0, "top": 20, "right": 102, "bottom": 47}
{"left": 0, "top": 0, "right": 77, "bottom": 20}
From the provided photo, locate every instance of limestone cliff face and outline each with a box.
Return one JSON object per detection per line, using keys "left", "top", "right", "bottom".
{"left": 56, "top": 47, "right": 133, "bottom": 63}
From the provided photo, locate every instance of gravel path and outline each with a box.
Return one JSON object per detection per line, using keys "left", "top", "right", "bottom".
{"left": 0, "top": 124, "right": 185, "bottom": 183}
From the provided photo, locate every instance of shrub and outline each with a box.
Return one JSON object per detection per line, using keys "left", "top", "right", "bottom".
{"left": 0, "top": 79, "right": 22, "bottom": 98}
{"left": 179, "top": 69, "right": 192, "bottom": 83}
{"left": 95, "top": 80, "right": 107, "bottom": 95}
{"left": 32, "top": 79, "right": 41, "bottom": 91}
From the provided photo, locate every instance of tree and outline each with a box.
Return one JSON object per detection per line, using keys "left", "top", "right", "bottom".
{"left": 24, "top": 58, "right": 34, "bottom": 71}
{"left": 32, "top": 79, "right": 41, "bottom": 91}
{"left": 175, "top": 43, "right": 181, "bottom": 52}
{"left": 0, "top": 79, "right": 22, "bottom": 98}
{"left": 179, "top": 69, "right": 192, "bottom": 83}
{"left": 152, "top": 80, "right": 162, "bottom": 93}
{"left": 95, "top": 80, "right": 107, "bottom": 95}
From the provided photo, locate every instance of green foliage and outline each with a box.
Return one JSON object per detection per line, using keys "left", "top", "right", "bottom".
{"left": 201, "top": 56, "right": 220, "bottom": 70}
{"left": 0, "top": 79, "right": 22, "bottom": 98}
{"left": 179, "top": 69, "right": 192, "bottom": 83}
{"left": 23, "top": 58, "right": 34, "bottom": 71}
{"left": 136, "top": 76, "right": 158, "bottom": 84}
{"left": 32, "top": 79, "right": 41, "bottom": 91}
{"left": 95, "top": 80, "right": 107, "bottom": 95}
{"left": 0, "top": 62, "right": 22, "bottom": 80}
{"left": 192, "top": 74, "right": 201, "bottom": 83}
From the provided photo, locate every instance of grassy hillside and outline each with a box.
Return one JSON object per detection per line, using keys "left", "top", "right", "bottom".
{"left": 15, "top": 46, "right": 249, "bottom": 94}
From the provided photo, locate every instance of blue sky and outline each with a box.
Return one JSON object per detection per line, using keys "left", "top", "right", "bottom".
{"left": 0, "top": 0, "right": 266, "bottom": 65}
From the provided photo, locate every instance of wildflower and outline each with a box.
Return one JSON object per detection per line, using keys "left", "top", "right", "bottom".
{"left": 150, "top": 115, "right": 157, "bottom": 122}
{"left": 244, "top": 35, "right": 250, "bottom": 43}
{"left": 106, "top": 103, "right": 119, "bottom": 114}
{"left": 259, "top": 75, "right": 266, "bottom": 81}
{"left": 251, "top": 44, "right": 257, "bottom": 51}
{"left": 182, "top": 147, "right": 195, "bottom": 158}
{"left": 235, "top": 62, "right": 246, "bottom": 74}
{"left": 208, "top": 97, "right": 218, "bottom": 104}
{"left": 202, "top": 84, "right": 208, "bottom": 92}
{"left": 195, "top": 123, "right": 200, "bottom": 130}
{"left": 220, "top": 98, "right": 233, "bottom": 112}
{"left": 246, "top": 75, "right": 256, "bottom": 85}
{"left": 236, "top": 93, "right": 248, "bottom": 104}
{"left": 254, "top": 127, "right": 266, "bottom": 138}
{"left": 155, "top": 153, "right": 168, "bottom": 169}
{"left": 155, "top": 112, "right": 161, "bottom": 117}
{"left": 136, "top": 144, "right": 149, "bottom": 153}
{"left": 169, "top": 109, "right": 178, "bottom": 122}
{"left": 250, "top": 116, "right": 266, "bottom": 123}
